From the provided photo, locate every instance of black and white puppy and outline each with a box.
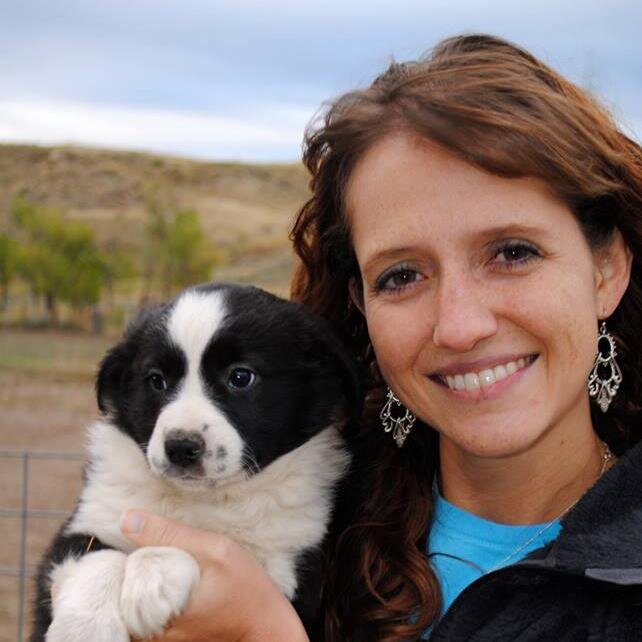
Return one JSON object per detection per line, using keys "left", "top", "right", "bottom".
{"left": 31, "top": 282, "right": 360, "bottom": 642}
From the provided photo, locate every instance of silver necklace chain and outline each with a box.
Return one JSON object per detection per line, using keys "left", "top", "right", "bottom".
{"left": 487, "top": 443, "right": 613, "bottom": 573}
{"left": 430, "top": 443, "right": 613, "bottom": 576}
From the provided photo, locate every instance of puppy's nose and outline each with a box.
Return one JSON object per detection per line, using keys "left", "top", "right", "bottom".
{"left": 165, "top": 433, "right": 205, "bottom": 468}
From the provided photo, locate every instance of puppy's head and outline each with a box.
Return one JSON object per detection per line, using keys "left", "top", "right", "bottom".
{"left": 97, "top": 283, "right": 361, "bottom": 490}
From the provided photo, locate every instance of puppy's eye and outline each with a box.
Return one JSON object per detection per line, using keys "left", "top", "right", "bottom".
{"left": 147, "top": 371, "right": 167, "bottom": 392}
{"left": 228, "top": 368, "right": 256, "bottom": 390}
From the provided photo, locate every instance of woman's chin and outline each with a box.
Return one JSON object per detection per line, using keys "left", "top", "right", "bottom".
{"left": 437, "top": 424, "right": 548, "bottom": 460}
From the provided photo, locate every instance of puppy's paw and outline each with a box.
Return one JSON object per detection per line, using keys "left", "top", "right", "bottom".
{"left": 46, "top": 550, "right": 129, "bottom": 642}
{"left": 120, "top": 546, "right": 200, "bottom": 638}
{"left": 46, "top": 611, "right": 129, "bottom": 642}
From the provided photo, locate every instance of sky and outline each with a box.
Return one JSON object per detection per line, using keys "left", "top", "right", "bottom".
{"left": 1, "top": 0, "right": 640, "bottom": 162}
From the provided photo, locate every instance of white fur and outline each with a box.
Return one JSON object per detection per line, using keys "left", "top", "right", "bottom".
{"left": 47, "top": 550, "right": 128, "bottom": 642}
{"left": 67, "top": 420, "right": 350, "bottom": 598}
{"left": 147, "top": 288, "right": 246, "bottom": 483}
{"left": 120, "top": 546, "right": 200, "bottom": 638}
{"left": 48, "top": 545, "right": 199, "bottom": 640}
{"left": 167, "top": 289, "right": 227, "bottom": 361}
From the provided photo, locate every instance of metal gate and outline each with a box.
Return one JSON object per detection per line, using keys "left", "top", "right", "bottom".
{"left": 0, "top": 450, "right": 83, "bottom": 642}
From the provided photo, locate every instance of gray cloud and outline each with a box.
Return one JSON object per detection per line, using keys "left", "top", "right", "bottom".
{"left": 1, "top": 0, "right": 640, "bottom": 160}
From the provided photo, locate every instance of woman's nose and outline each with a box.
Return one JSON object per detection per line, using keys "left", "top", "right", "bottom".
{"left": 431, "top": 275, "right": 498, "bottom": 352}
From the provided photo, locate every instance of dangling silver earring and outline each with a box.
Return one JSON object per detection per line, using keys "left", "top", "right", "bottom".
{"left": 588, "top": 321, "right": 622, "bottom": 413}
{"left": 380, "top": 388, "right": 416, "bottom": 448}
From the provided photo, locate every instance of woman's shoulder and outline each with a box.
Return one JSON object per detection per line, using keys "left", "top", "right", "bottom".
{"left": 546, "top": 438, "right": 642, "bottom": 579}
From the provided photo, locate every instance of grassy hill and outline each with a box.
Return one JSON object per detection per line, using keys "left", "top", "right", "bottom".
{"left": 0, "top": 144, "right": 311, "bottom": 296}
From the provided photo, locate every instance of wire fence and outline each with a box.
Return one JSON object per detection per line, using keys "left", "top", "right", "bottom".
{"left": 0, "top": 450, "right": 83, "bottom": 642}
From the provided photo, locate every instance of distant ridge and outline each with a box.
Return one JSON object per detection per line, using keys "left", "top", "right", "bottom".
{"left": 0, "top": 144, "right": 310, "bottom": 294}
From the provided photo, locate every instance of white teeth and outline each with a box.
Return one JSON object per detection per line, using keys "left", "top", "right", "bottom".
{"left": 441, "top": 357, "right": 532, "bottom": 391}
{"left": 493, "top": 364, "right": 508, "bottom": 382}
{"left": 464, "top": 373, "right": 480, "bottom": 390}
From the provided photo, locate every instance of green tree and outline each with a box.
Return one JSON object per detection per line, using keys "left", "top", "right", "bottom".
{"left": 140, "top": 184, "right": 174, "bottom": 302}
{"left": 141, "top": 190, "right": 220, "bottom": 299}
{"left": 102, "top": 239, "right": 138, "bottom": 307}
{"left": 11, "top": 197, "right": 106, "bottom": 323}
{"left": 0, "top": 233, "right": 19, "bottom": 310}
{"left": 57, "top": 221, "right": 105, "bottom": 309}
{"left": 163, "top": 209, "right": 218, "bottom": 295}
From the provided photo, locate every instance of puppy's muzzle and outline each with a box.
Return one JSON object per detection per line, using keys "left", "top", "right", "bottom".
{"left": 164, "top": 431, "right": 205, "bottom": 469}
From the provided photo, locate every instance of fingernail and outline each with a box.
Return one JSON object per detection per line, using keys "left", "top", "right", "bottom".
{"left": 120, "top": 510, "right": 145, "bottom": 535}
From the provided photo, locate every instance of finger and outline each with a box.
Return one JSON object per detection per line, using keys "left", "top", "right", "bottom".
{"left": 120, "top": 510, "right": 229, "bottom": 566}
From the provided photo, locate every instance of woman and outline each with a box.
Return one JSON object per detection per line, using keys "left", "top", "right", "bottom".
{"left": 120, "top": 34, "right": 642, "bottom": 640}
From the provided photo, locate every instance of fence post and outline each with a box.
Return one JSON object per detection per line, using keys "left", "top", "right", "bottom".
{"left": 18, "top": 452, "right": 29, "bottom": 642}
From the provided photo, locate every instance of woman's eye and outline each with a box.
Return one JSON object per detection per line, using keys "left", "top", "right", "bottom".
{"left": 375, "top": 267, "right": 423, "bottom": 293}
{"left": 228, "top": 368, "right": 256, "bottom": 390}
{"left": 493, "top": 241, "right": 541, "bottom": 267}
{"left": 147, "top": 372, "right": 167, "bottom": 392}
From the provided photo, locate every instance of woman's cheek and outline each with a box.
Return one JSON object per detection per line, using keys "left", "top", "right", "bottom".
{"left": 366, "top": 300, "right": 429, "bottom": 381}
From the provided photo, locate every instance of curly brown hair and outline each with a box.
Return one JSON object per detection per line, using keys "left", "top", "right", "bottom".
{"left": 290, "top": 34, "right": 642, "bottom": 641}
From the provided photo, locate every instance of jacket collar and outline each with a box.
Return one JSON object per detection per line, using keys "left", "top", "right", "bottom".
{"left": 522, "top": 439, "right": 642, "bottom": 584}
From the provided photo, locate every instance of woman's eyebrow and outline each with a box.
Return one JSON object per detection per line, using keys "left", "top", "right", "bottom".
{"left": 361, "top": 245, "right": 426, "bottom": 274}
{"left": 474, "top": 224, "right": 551, "bottom": 241}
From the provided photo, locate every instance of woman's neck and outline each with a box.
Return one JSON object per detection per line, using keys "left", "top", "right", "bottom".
{"left": 438, "top": 411, "right": 606, "bottom": 525}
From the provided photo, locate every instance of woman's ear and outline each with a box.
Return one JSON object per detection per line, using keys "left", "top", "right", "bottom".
{"left": 348, "top": 276, "right": 365, "bottom": 315}
{"left": 594, "top": 229, "right": 633, "bottom": 318}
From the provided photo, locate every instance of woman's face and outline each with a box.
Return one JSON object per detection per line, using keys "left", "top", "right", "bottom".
{"left": 347, "top": 132, "right": 628, "bottom": 458}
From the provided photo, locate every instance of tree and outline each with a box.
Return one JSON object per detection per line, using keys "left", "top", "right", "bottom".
{"left": 163, "top": 209, "right": 218, "bottom": 295}
{"left": 141, "top": 190, "right": 220, "bottom": 299}
{"left": 102, "top": 239, "right": 138, "bottom": 307}
{"left": 140, "top": 184, "right": 174, "bottom": 302}
{"left": 11, "top": 197, "right": 106, "bottom": 323}
{"left": 0, "top": 233, "right": 19, "bottom": 310}
{"left": 57, "top": 221, "right": 105, "bottom": 309}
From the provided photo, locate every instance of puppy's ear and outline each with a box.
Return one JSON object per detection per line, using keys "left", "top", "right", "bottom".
{"left": 320, "top": 329, "right": 365, "bottom": 424}
{"left": 96, "top": 341, "right": 132, "bottom": 416}
{"left": 96, "top": 304, "right": 166, "bottom": 415}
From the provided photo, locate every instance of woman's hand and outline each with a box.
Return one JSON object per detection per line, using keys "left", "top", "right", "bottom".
{"left": 120, "top": 510, "right": 311, "bottom": 642}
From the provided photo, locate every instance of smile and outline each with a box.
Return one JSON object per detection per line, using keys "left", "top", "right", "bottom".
{"left": 434, "top": 355, "right": 538, "bottom": 392}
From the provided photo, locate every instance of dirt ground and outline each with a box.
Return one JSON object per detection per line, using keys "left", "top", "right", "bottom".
{"left": 0, "top": 332, "right": 105, "bottom": 642}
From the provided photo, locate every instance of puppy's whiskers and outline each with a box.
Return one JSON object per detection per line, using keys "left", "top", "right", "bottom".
{"left": 241, "top": 447, "right": 261, "bottom": 476}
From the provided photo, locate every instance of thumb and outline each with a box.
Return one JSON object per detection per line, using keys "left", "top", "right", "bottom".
{"left": 120, "top": 509, "right": 224, "bottom": 565}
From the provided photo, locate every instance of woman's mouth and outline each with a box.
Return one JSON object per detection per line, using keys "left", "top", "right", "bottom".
{"left": 432, "top": 354, "right": 538, "bottom": 393}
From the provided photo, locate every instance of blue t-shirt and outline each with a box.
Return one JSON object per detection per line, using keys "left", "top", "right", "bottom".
{"left": 428, "top": 492, "right": 562, "bottom": 617}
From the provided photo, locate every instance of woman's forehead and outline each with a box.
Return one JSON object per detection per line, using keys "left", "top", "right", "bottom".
{"left": 346, "top": 132, "right": 577, "bottom": 262}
